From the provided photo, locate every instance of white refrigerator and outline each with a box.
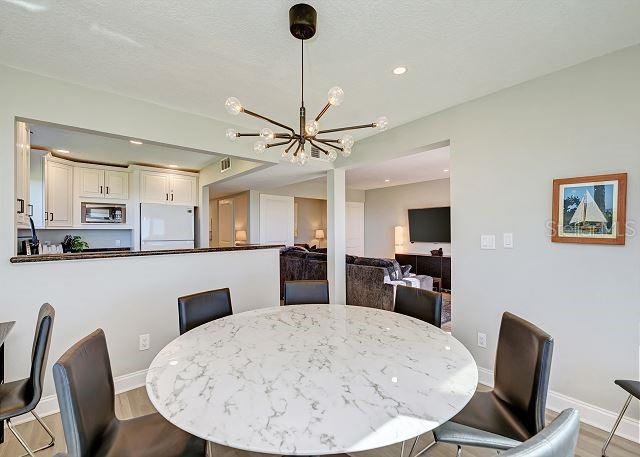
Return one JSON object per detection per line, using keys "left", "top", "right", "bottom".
{"left": 140, "top": 203, "right": 195, "bottom": 251}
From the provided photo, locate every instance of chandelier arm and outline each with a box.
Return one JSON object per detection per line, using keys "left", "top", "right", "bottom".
{"left": 316, "top": 138, "right": 340, "bottom": 143}
{"left": 314, "top": 102, "right": 332, "bottom": 122}
{"left": 315, "top": 138, "right": 343, "bottom": 151}
{"left": 237, "top": 133, "right": 260, "bottom": 138}
{"left": 317, "top": 123, "right": 376, "bottom": 135}
{"left": 274, "top": 133, "right": 294, "bottom": 139}
{"left": 242, "top": 108, "right": 296, "bottom": 135}
{"left": 285, "top": 141, "right": 298, "bottom": 155}
{"left": 292, "top": 142, "right": 303, "bottom": 157}
{"left": 265, "top": 139, "right": 293, "bottom": 149}
{"left": 309, "top": 140, "right": 329, "bottom": 155}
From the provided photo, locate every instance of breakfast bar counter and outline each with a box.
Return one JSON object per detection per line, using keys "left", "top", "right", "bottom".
{"left": 10, "top": 245, "right": 282, "bottom": 263}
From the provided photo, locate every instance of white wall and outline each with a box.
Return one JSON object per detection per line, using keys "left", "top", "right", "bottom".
{"left": 260, "top": 177, "right": 366, "bottom": 202}
{"left": 0, "top": 65, "right": 281, "bottom": 402}
{"left": 364, "top": 179, "right": 450, "bottom": 258}
{"left": 209, "top": 191, "right": 249, "bottom": 247}
{"left": 347, "top": 45, "right": 640, "bottom": 426}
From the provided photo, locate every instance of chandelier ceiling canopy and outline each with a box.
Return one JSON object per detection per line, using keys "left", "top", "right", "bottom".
{"left": 224, "top": 3, "right": 388, "bottom": 165}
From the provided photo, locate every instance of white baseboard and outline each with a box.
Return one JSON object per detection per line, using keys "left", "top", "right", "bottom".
{"left": 478, "top": 367, "right": 640, "bottom": 444}
{"left": 6, "top": 369, "right": 148, "bottom": 427}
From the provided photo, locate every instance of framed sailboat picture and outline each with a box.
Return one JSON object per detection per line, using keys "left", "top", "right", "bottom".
{"left": 552, "top": 173, "right": 627, "bottom": 244}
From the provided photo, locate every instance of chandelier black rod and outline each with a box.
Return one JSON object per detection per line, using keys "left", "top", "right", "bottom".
{"left": 266, "top": 139, "right": 294, "bottom": 149}
{"left": 314, "top": 102, "right": 332, "bottom": 122}
{"left": 243, "top": 108, "right": 295, "bottom": 135}
{"left": 285, "top": 141, "right": 298, "bottom": 155}
{"left": 315, "top": 138, "right": 343, "bottom": 151}
{"left": 317, "top": 123, "right": 376, "bottom": 135}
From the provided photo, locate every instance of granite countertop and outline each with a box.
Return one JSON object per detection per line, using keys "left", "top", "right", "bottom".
{"left": 10, "top": 245, "right": 282, "bottom": 263}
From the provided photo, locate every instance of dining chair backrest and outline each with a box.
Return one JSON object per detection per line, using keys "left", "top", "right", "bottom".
{"left": 178, "top": 288, "right": 233, "bottom": 334}
{"left": 53, "top": 329, "right": 116, "bottom": 457}
{"left": 393, "top": 285, "right": 442, "bottom": 328}
{"left": 27, "top": 303, "right": 55, "bottom": 411}
{"left": 501, "top": 409, "right": 579, "bottom": 457}
{"left": 494, "top": 312, "right": 554, "bottom": 435}
{"left": 283, "top": 280, "right": 330, "bottom": 305}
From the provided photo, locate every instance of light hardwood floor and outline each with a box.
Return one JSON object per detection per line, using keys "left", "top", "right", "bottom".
{"left": 0, "top": 386, "right": 637, "bottom": 457}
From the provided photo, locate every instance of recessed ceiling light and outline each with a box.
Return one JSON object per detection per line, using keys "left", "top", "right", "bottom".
{"left": 54, "top": 149, "right": 70, "bottom": 154}
{"left": 168, "top": 164, "right": 179, "bottom": 168}
{"left": 392, "top": 66, "right": 407, "bottom": 75}
{"left": 129, "top": 140, "right": 143, "bottom": 145}
{"left": 443, "top": 169, "right": 449, "bottom": 172}
{"left": 384, "top": 179, "right": 390, "bottom": 182}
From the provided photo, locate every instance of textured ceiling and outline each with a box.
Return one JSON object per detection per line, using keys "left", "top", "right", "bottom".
{"left": 2, "top": 0, "right": 640, "bottom": 141}
{"left": 29, "top": 122, "right": 220, "bottom": 171}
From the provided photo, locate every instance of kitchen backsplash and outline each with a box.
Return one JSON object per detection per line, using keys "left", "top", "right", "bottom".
{"left": 18, "top": 229, "right": 132, "bottom": 249}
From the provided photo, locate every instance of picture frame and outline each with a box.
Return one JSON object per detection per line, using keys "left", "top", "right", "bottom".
{"left": 551, "top": 173, "right": 627, "bottom": 245}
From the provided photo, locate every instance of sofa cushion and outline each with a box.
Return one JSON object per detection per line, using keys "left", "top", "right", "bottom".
{"left": 353, "top": 257, "right": 402, "bottom": 280}
{"left": 346, "top": 254, "right": 357, "bottom": 264}
{"left": 306, "top": 252, "right": 327, "bottom": 261}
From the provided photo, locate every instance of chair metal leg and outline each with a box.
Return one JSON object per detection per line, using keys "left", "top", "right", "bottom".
{"left": 412, "top": 433, "right": 437, "bottom": 457}
{"left": 456, "top": 445, "right": 462, "bottom": 457}
{"left": 400, "top": 439, "right": 406, "bottom": 457}
{"left": 407, "top": 436, "right": 419, "bottom": 457}
{"left": 602, "top": 394, "right": 633, "bottom": 457}
{"left": 6, "top": 411, "right": 55, "bottom": 457}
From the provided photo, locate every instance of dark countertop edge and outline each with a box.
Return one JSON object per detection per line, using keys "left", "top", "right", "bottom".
{"left": 10, "top": 245, "right": 283, "bottom": 263}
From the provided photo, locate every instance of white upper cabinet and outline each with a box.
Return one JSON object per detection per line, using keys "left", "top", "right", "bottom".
{"left": 140, "top": 170, "right": 197, "bottom": 206}
{"left": 78, "top": 167, "right": 104, "bottom": 198}
{"left": 104, "top": 170, "right": 129, "bottom": 199}
{"left": 169, "top": 174, "right": 197, "bottom": 205}
{"left": 78, "top": 166, "right": 128, "bottom": 200}
{"left": 45, "top": 159, "right": 73, "bottom": 227}
{"left": 15, "top": 121, "right": 31, "bottom": 228}
{"left": 141, "top": 171, "right": 171, "bottom": 204}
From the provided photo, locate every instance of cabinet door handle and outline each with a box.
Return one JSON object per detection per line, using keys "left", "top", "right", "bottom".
{"left": 50, "top": 212, "right": 53, "bottom": 221}
{"left": 106, "top": 186, "right": 109, "bottom": 195}
{"left": 171, "top": 193, "right": 174, "bottom": 201}
{"left": 100, "top": 185, "right": 103, "bottom": 194}
{"left": 28, "top": 204, "right": 33, "bottom": 217}
{"left": 166, "top": 193, "right": 169, "bottom": 201}
{"left": 17, "top": 198, "right": 25, "bottom": 214}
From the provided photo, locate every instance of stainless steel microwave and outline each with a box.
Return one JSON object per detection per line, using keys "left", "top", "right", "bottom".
{"left": 81, "top": 203, "right": 126, "bottom": 224}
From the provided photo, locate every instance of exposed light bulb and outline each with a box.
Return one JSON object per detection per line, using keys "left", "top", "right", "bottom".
{"left": 374, "top": 116, "right": 388, "bottom": 131}
{"left": 253, "top": 139, "right": 267, "bottom": 153}
{"left": 290, "top": 154, "right": 298, "bottom": 163}
{"left": 339, "top": 134, "right": 354, "bottom": 149}
{"left": 305, "top": 120, "right": 319, "bottom": 136}
{"left": 393, "top": 66, "right": 407, "bottom": 75}
{"left": 298, "top": 155, "right": 307, "bottom": 166}
{"left": 225, "top": 97, "right": 243, "bottom": 115}
{"left": 260, "top": 127, "right": 274, "bottom": 140}
{"left": 225, "top": 128, "right": 238, "bottom": 141}
{"left": 342, "top": 147, "right": 352, "bottom": 157}
{"left": 327, "top": 86, "right": 345, "bottom": 106}
{"left": 328, "top": 150, "right": 338, "bottom": 162}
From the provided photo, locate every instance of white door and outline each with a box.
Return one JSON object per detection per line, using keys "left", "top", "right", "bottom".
{"left": 346, "top": 201, "right": 365, "bottom": 256}
{"left": 141, "top": 171, "right": 170, "bottom": 204}
{"left": 105, "top": 170, "right": 129, "bottom": 199}
{"left": 46, "top": 160, "right": 73, "bottom": 227}
{"left": 260, "top": 194, "right": 294, "bottom": 246}
{"left": 218, "top": 199, "right": 234, "bottom": 247}
{"left": 78, "top": 167, "right": 105, "bottom": 198}
{"left": 170, "top": 174, "right": 197, "bottom": 205}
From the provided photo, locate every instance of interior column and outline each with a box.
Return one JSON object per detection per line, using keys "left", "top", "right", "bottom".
{"left": 327, "top": 168, "right": 346, "bottom": 303}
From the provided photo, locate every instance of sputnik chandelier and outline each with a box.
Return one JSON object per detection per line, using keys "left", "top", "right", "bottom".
{"left": 224, "top": 3, "right": 388, "bottom": 165}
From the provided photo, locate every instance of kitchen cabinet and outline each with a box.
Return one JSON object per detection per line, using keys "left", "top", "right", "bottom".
{"left": 78, "top": 166, "right": 128, "bottom": 200}
{"left": 140, "top": 170, "right": 197, "bottom": 205}
{"left": 15, "top": 121, "right": 31, "bottom": 228}
{"left": 45, "top": 159, "right": 73, "bottom": 227}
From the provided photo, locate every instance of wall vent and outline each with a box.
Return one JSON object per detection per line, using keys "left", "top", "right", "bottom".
{"left": 310, "top": 146, "right": 322, "bottom": 159}
{"left": 220, "top": 157, "right": 231, "bottom": 173}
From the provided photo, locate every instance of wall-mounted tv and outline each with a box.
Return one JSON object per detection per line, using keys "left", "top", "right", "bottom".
{"left": 408, "top": 207, "right": 451, "bottom": 242}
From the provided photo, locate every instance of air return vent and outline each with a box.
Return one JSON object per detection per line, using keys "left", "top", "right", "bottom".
{"left": 310, "top": 146, "right": 321, "bottom": 159}
{"left": 220, "top": 157, "right": 231, "bottom": 172}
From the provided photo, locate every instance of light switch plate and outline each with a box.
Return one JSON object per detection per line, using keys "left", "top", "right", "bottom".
{"left": 503, "top": 233, "right": 514, "bottom": 248}
{"left": 480, "top": 235, "right": 496, "bottom": 250}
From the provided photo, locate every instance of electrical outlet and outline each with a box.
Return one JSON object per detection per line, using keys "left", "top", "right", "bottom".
{"left": 139, "top": 334, "right": 150, "bottom": 351}
{"left": 477, "top": 332, "right": 487, "bottom": 349}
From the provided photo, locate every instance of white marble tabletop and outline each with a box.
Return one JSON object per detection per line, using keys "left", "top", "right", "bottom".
{"left": 146, "top": 305, "right": 477, "bottom": 455}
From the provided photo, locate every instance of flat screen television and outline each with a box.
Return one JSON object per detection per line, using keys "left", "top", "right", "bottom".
{"left": 408, "top": 207, "right": 451, "bottom": 242}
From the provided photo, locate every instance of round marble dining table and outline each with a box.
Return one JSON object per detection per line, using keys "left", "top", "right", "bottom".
{"left": 146, "top": 304, "right": 478, "bottom": 455}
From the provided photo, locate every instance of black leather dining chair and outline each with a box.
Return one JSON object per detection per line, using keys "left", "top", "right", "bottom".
{"left": 393, "top": 285, "right": 442, "bottom": 328}
{"left": 602, "top": 379, "right": 640, "bottom": 456}
{"left": 178, "top": 288, "right": 233, "bottom": 334}
{"left": 501, "top": 409, "right": 579, "bottom": 457}
{"left": 412, "top": 312, "right": 554, "bottom": 456}
{"left": 1, "top": 303, "right": 55, "bottom": 457}
{"left": 283, "top": 280, "right": 330, "bottom": 305}
{"left": 52, "top": 329, "right": 206, "bottom": 457}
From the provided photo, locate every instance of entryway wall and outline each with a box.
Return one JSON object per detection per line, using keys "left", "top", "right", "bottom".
{"left": 209, "top": 191, "right": 249, "bottom": 247}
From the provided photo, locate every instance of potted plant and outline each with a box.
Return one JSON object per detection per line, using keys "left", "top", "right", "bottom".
{"left": 62, "top": 235, "right": 89, "bottom": 253}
